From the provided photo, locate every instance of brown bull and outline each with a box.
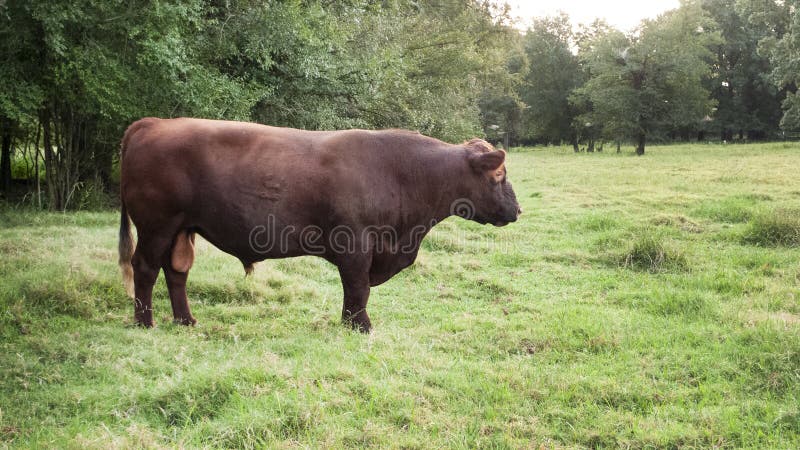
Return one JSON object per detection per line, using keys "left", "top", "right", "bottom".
{"left": 119, "top": 118, "right": 520, "bottom": 332}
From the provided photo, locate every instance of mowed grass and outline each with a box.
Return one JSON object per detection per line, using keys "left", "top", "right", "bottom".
{"left": 1, "top": 142, "right": 799, "bottom": 449}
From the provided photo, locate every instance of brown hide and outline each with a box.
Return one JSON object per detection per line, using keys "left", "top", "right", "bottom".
{"left": 118, "top": 118, "right": 520, "bottom": 331}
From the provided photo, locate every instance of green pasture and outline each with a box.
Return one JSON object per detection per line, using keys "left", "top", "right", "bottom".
{"left": 1, "top": 143, "right": 799, "bottom": 448}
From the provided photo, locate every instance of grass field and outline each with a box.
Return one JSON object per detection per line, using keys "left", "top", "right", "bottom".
{"left": 1, "top": 143, "right": 799, "bottom": 449}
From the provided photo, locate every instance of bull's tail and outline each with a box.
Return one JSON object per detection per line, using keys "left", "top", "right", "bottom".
{"left": 119, "top": 200, "right": 135, "bottom": 298}
{"left": 118, "top": 121, "right": 146, "bottom": 299}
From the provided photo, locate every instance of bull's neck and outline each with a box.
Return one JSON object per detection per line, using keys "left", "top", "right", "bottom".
{"left": 415, "top": 147, "right": 474, "bottom": 225}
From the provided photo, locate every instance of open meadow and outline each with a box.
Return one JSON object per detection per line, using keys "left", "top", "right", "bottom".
{"left": 1, "top": 143, "right": 799, "bottom": 448}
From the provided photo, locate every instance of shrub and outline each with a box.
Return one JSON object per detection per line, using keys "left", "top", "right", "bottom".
{"left": 742, "top": 209, "right": 800, "bottom": 247}
{"left": 72, "top": 179, "right": 115, "bottom": 211}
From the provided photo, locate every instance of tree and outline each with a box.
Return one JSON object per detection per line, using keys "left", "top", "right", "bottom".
{"left": 478, "top": 12, "right": 527, "bottom": 148}
{"left": 198, "top": 0, "right": 387, "bottom": 131}
{"left": 518, "top": 13, "right": 583, "bottom": 150}
{"left": 0, "top": 121, "right": 12, "bottom": 192}
{"left": 0, "top": 0, "right": 265, "bottom": 209}
{"left": 577, "top": 2, "right": 720, "bottom": 154}
{"left": 701, "top": 0, "right": 784, "bottom": 140}
{"left": 1, "top": 0, "right": 519, "bottom": 208}
{"left": 571, "top": 20, "right": 616, "bottom": 151}
{"left": 0, "top": 0, "right": 45, "bottom": 194}
{"left": 742, "top": 0, "right": 800, "bottom": 131}
{"left": 346, "top": 0, "right": 517, "bottom": 142}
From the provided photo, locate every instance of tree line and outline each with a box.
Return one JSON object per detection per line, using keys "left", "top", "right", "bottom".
{"left": 496, "top": 0, "right": 799, "bottom": 154}
{"left": 0, "top": 0, "right": 798, "bottom": 210}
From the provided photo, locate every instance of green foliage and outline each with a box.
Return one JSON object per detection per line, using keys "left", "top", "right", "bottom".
{"left": 701, "top": 0, "right": 784, "bottom": 139}
{"left": 519, "top": 14, "right": 582, "bottom": 146}
{"left": 503, "top": 0, "right": 791, "bottom": 150}
{"left": 575, "top": 2, "right": 721, "bottom": 153}
{"left": 477, "top": 11, "right": 526, "bottom": 146}
{"left": 0, "top": 0, "right": 516, "bottom": 208}
{"left": 354, "top": 0, "right": 518, "bottom": 142}
{"left": 740, "top": 0, "right": 800, "bottom": 131}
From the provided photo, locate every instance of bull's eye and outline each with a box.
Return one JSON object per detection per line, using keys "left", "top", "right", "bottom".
{"left": 493, "top": 170, "right": 504, "bottom": 184}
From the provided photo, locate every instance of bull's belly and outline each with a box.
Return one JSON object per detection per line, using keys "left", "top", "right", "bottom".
{"left": 188, "top": 200, "right": 426, "bottom": 285}
{"left": 191, "top": 210, "right": 316, "bottom": 263}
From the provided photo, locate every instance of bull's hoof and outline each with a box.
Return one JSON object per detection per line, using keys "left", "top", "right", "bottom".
{"left": 342, "top": 315, "right": 372, "bottom": 334}
{"left": 173, "top": 316, "right": 197, "bottom": 326}
{"left": 129, "top": 319, "right": 155, "bottom": 328}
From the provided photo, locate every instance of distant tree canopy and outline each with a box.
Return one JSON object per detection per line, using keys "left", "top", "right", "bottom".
{"left": 504, "top": 0, "right": 796, "bottom": 153}
{"left": 0, "top": 0, "right": 797, "bottom": 209}
{"left": 576, "top": 2, "right": 721, "bottom": 155}
{"left": 518, "top": 14, "right": 583, "bottom": 150}
{"left": 742, "top": 0, "right": 800, "bottom": 131}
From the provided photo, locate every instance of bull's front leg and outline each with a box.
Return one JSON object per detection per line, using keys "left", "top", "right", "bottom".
{"left": 337, "top": 255, "right": 372, "bottom": 333}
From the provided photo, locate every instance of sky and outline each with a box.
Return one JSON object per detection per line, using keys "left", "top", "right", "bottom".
{"left": 504, "top": 0, "right": 681, "bottom": 31}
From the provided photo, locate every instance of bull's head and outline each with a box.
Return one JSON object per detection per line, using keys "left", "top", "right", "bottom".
{"left": 457, "top": 139, "right": 521, "bottom": 226}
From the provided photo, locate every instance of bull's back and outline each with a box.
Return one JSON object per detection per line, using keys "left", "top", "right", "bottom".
{"left": 120, "top": 119, "right": 429, "bottom": 253}
{"left": 120, "top": 118, "right": 347, "bottom": 257}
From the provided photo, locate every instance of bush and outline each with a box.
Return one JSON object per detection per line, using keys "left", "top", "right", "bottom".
{"left": 72, "top": 179, "right": 115, "bottom": 211}
{"left": 742, "top": 209, "right": 800, "bottom": 247}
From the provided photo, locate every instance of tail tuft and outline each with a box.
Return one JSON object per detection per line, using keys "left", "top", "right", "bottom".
{"left": 119, "top": 204, "right": 135, "bottom": 298}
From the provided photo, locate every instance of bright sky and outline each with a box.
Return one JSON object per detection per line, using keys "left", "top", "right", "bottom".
{"left": 504, "top": 0, "right": 680, "bottom": 31}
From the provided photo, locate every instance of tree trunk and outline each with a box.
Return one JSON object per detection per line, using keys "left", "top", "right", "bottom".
{"left": 636, "top": 133, "right": 646, "bottom": 156}
{"left": 35, "top": 125, "right": 41, "bottom": 208}
{"left": 571, "top": 135, "right": 579, "bottom": 153}
{"left": 587, "top": 139, "right": 595, "bottom": 153}
{"left": 1, "top": 127, "right": 11, "bottom": 192}
{"left": 41, "top": 109, "right": 65, "bottom": 210}
{"left": 40, "top": 105, "right": 89, "bottom": 211}
{"left": 616, "top": 141, "right": 621, "bottom": 153}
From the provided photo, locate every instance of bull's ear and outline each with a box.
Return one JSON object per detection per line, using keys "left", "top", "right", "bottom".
{"left": 469, "top": 150, "right": 506, "bottom": 174}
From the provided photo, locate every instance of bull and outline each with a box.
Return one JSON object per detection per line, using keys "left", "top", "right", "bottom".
{"left": 118, "top": 118, "right": 520, "bottom": 332}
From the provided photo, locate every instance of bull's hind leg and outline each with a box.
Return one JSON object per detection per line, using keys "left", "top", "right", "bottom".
{"left": 131, "top": 233, "right": 172, "bottom": 327}
{"left": 163, "top": 266, "right": 196, "bottom": 325}
{"left": 164, "top": 231, "right": 197, "bottom": 325}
